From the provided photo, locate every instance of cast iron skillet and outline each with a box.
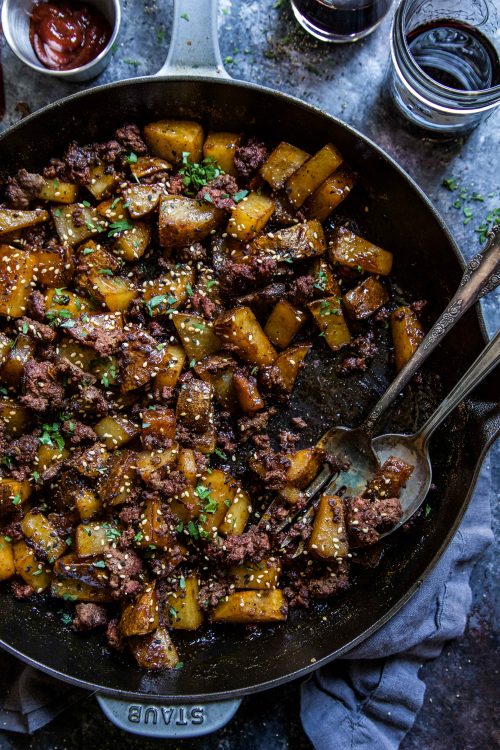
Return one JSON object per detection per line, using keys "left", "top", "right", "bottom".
{"left": 0, "top": 0, "right": 498, "bottom": 738}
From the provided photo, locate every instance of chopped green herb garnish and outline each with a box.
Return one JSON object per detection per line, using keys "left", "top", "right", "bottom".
{"left": 126, "top": 152, "right": 138, "bottom": 164}
{"left": 179, "top": 152, "right": 223, "bottom": 194}
{"left": 108, "top": 220, "right": 133, "bottom": 237}
{"left": 11, "top": 494, "right": 21, "bottom": 506}
{"left": 180, "top": 12, "right": 189, "bottom": 20}
{"left": 93, "top": 560, "right": 106, "bottom": 569}
{"left": 233, "top": 189, "right": 249, "bottom": 203}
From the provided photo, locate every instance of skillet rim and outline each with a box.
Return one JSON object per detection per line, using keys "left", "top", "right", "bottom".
{"left": 0, "top": 73, "right": 492, "bottom": 701}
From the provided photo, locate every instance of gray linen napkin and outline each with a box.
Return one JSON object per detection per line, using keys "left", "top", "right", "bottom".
{"left": 301, "top": 460, "right": 494, "bottom": 750}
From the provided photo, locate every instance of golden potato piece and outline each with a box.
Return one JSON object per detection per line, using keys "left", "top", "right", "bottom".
{"left": 264, "top": 300, "right": 306, "bottom": 349}
{"left": 159, "top": 195, "right": 223, "bottom": 249}
{"left": 14, "top": 541, "right": 52, "bottom": 593}
{"left": 0, "top": 246, "right": 35, "bottom": 318}
{"left": 308, "top": 297, "right": 351, "bottom": 351}
{"left": 0, "top": 208, "right": 49, "bottom": 235}
{"left": 274, "top": 344, "right": 310, "bottom": 392}
{"left": 230, "top": 559, "right": 281, "bottom": 590}
{"left": 167, "top": 575, "right": 204, "bottom": 630}
{"left": 0, "top": 537, "right": 15, "bottom": 581}
{"left": 329, "top": 226, "right": 393, "bottom": 276}
{"left": 144, "top": 119, "right": 204, "bottom": 163}
{"left": 304, "top": 166, "right": 355, "bottom": 221}
{"left": 215, "top": 306, "right": 277, "bottom": 367}
{"left": 308, "top": 494, "right": 349, "bottom": 560}
{"left": 286, "top": 143, "right": 343, "bottom": 207}
{"left": 129, "top": 626, "right": 180, "bottom": 670}
{"left": 121, "top": 583, "right": 159, "bottom": 637}
{"left": 226, "top": 192, "right": 275, "bottom": 242}
{"left": 211, "top": 589, "right": 287, "bottom": 623}
{"left": 173, "top": 313, "right": 221, "bottom": 363}
{"left": 249, "top": 219, "right": 326, "bottom": 261}
{"left": 219, "top": 486, "right": 252, "bottom": 536}
{"left": 260, "top": 141, "right": 310, "bottom": 190}
{"left": 391, "top": 307, "right": 425, "bottom": 372}
{"left": 343, "top": 276, "right": 389, "bottom": 320}
{"left": 203, "top": 132, "right": 242, "bottom": 175}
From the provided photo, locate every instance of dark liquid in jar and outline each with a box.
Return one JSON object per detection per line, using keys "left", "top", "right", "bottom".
{"left": 407, "top": 19, "right": 500, "bottom": 91}
{"left": 292, "top": 0, "right": 392, "bottom": 37}
{"left": 29, "top": 0, "right": 112, "bottom": 71}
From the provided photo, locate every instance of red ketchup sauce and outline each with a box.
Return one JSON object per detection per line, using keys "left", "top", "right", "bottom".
{"left": 29, "top": 0, "right": 111, "bottom": 71}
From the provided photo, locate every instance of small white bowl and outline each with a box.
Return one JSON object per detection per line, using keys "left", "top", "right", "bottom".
{"left": 1, "top": 0, "right": 121, "bottom": 82}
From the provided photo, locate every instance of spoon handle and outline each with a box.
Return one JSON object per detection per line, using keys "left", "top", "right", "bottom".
{"left": 363, "top": 224, "right": 500, "bottom": 434}
{"left": 418, "top": 329, "right": 500, "bottom": 444}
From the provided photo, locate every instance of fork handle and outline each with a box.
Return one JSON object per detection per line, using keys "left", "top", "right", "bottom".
{"left": 418, "top": 329, "right": 500, "bottom": 444}
{"left": 363, "top": 225, "right": 500, "bottom": 434}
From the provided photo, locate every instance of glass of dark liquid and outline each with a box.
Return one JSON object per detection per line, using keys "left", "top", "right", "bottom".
{"left": 386, "top": 0, "right": 500, "bottom": 136}
{"left": 291, "top": 0, "right": 395, "bottom": 43}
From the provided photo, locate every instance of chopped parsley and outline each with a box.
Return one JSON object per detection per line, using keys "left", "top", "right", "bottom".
{"left": 126, "top": 152, "right": 138, "bottom": 164}
{"left": 179, "top": 152, "right": 223, "bottom": 194}
{"left": 233, "top": 189, "right": 248, "bottom": 203}
{"left": 11, "top": 494, "right": 21, "bottom": 506}
{"left": 108, "top": 219, "right": 133, "bottom": 237}
{"left": 38, "top": 422, "right": 65, "bottom": 451}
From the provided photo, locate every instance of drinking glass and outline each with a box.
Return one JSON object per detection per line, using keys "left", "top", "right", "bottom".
{"left": 290, "top": 0, "right": 395, "bottom": 43}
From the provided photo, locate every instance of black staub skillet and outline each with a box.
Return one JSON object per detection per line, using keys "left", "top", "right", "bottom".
{"left": 0, "top": 0, "right": 498, "bottom": 738}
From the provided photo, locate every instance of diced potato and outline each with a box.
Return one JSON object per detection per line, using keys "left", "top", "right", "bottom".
{"left": 50, "top": 575, "right": 112, "bottom": 602}
{"left": 308, "top": 297, "right": 351, "bottom": 351}
{"left": 264, "top": 300, "right": 306, "bottom": 349}
{"left": 141, "top": 406, "right": 176, "bottom": 443}
{"left": 159, "top": 195, "right": 223, "bottom": 250}
{"left": 195, "top": 355, "right": 238, "bottom": 412}
{"left": 285, "top": 447, "right": 325, "bottom": 489}
{"left": 343, "top": 276, "right": 389, "bottom": 320}
{"left": 0, "top": 398, "right": 31, "bottom": 437}
{"left": 45, "top": 287, "right": 92, "bottom": 320}
{"left": 21, "top": 511, "right": 66, "bottom": 561}
{"left": 211, "top": 589, "right": 287, "bottom": 623}
{"left": 176, "top": 379, "right": 215, "bottom": 453}
{"left": 167, "top": 575, "right": 204, "bottom": 630}
{"left": 78, "top": 271, "right": 137, "bottom": 312}
{"left": 215, "top": 306, "right": 277, "bottom": 367}
{"left": 96, "top": 197, "right": 129, "bottom": 222}
{"left": 203, "top": 131, "right": 242, "bottom": 175}
{"left": 0, "top": 208, "right": 49, "bottom": 235}
{"left": 135, "top": 445, "right": 179, "bottom": 483}
{"left": 211, "top": 235, "right": 253, "bottom": 269}
{"left": 75, "top": 488, "right": 102, "bottom": 521}
{"left": 286, "top": 144, "right": 343, "bottom": 207}
{"left": 94, "top": 415, "right": 139, "bottom": 449}
{"left": 98, "top": 450, "right": 137, "bottom": 506}
{"left": 73, "top": 443, "right": 110, "bottom": 478}
{"left": 75, "top": 523, "right": 111, "bottom": 557}
{"left": 271, "top": 191, "right": 300, "bottom": 226}
{"left": 121, "top": 583, "right": 159, "bottom": 637}
{"left": 154, "top": 345, "right": 186, "bottom": 389}
{"left": 308, "top": 494, "right": 349, "bottom": 560}
{"left": 51, "top": 204, "right": 107, "bottom": 245}
{"left": 391, "top": 306, "right": 424, "bottom": 372}
{"left": 0, "top": 537, "right": 15, "bottom": 580}
{"left": 0, "top": 332, "right": 12, "bottom": 365}
{"left": 130, "top": 155, "right": 172, "bottom": 181}
{"left": 13, "top": 541, "right": 52, "bottom": 592}
{"left": 120, "top": 327, "right": 166, "bottom": 392}
{"left": 249, "top": 219, "right": 326, "bottom": 262}
{"left": 129, "top": 625, "right": 180, "bottom": 670}
{"left": 198, "top": 469, "right": 238, "bottom": 535}
{"left": 0, "top": 478, "right": 31, "bottom": 512}
{"left": 260, "top": 141, "right": 310, "bottom": 190}
{"left": 226, "top": 192, "right": 275, "bottom": 242}
{"left": 310, "top": 257, "right": 341, "bottom": 297}
{"left": 274, "top": 344, "right": 310, "bottom": 392}
{"left": 123, "top": 185, "right": 162, "bottom": 219}
{"left": 219, "top": 486, "right": 251, "bottom": 536}
{"left": 31, "top": 245, "right": 73, "bottom": 287}
{"left": 329, "top": 227, "right": 393, "bottom": 276}
{"left": 144, "top": 119, "right": 204, "bottom": 163}
{"left": 0, "top": 333, "right": 35, "bottom": 384}
{"left": 177, "top": 448, "right": 198, "bottom": 485}
{"left": 36, "top": 443, "right": 70, "bottom": 472}
{"left": 230, "top": 559, "right": 281, "bottom": 590}
{"left": 304, "top": 166, "right": 355, "bottom": 221}
{"left": 112, "top": 222, "right": 151, "bottom": 261}
{"left": 0, "top": 246, "right": 35, "bottom": 318}
{"left": 39, "top": 178, "right": 78, "bottom": 204}
{"left": 142, "top": 264, "right": 195, "bottom": 316}
{"left": 137, "top": 497, "right": 174, "bottom": 549}
{"left": 363, "top": 455, "right": 414, "bottom": 500}
{"left": 233, "top": 371, "right": 264, "bottom": 413}
{"left": 173, "top": 313, "right": 221, "bottom": 363}
{"left": 86, "top": 163, "right": 120, "bottom": 200}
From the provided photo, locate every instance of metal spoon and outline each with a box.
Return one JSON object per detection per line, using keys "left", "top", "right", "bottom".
{"left": 372, "top": 327, "right": 499, "bottom": 539}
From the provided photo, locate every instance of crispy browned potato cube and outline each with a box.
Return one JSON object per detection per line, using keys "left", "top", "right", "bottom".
{"left": 264, "top": 300, "right": 306, "bottom": 349}
{"left": 286, "top": 447, "right": 325, "bottom": 489}
{"left": 343, "top": 276, "right": 389, "bottom": 320}
{"left": 195, "top": 355, "right": 238, "bottom": 412}
{"left": 260, "top": 142, "right": 310, "bottom": 189}
{"left": 121, "top": 583, "right": 159, "bottom": 637}
{"left": 198, "top": 469, "right": 238, "bottom": 535}
{"left": 75, "top": 523, "right": 111, "bottom": 557}
{"left": 51, "top": 572, "right": 112, "bottom": 602}
{"left": 329, "top": 226, "right": 393, "bottom": 276}
{"left": 173, "top": 313, "right": 221, "bottom": 363}
{"left": 98, "top": 450, "right": 137, "bottom": 506}
{"left": 0, "top": 333, "right": 35, "bottom": 384}
{"left": 129, "top": 626, "right": 180, "bottom": 670}
{"left": 0, "top": 246, "right": 35, "bottom": 318}
{"left": 120, "top": 327, "right": 167, "bottom": 392}
{"left": 363, "top": 456, "right": 414, "bottom": 500}
{"left": 52, "top": 204, "right": 107, "bottom": 246}
{"left": 0, "top": 478, "right": 31, "bottom": 513}
{"left": 310, "top": 257, "right": 341, "bottom": 297}
{"left": 130, "top": 155, "right": 172, "bottom": 181}
{"left": 249, "top": 219, "right": 326, "bottom": 262}
{"left": 167, "top": 575, "right": 204, "bottom": 630}
{"left": 21, "top": 511, "right": 67, "bottom": 561}
{"left": 31, "top": 245, "right": 73, "bottom": 287}
{"left": 79, "top": 271, "right": 137, "bottom": 313}
{"left": 123, "top": 184, "right": 162, "bottom": 219}
{"left": 135, "top": 445, "right": 179, "bottom": 483}
{"left": 230, "top": 559, "right": 281, "bottom": 590}
{"left": 36, "top": 443, "right": 70, "bottom": 472}
{"left": 94, "top": 415, "right": 139, "bottom": 449}
{"left": 233, "top": 371, "right": 265, "bottom": 414}
{"left": 39, "top": 178, "right": 78, "bottom": 204}
{"left": 0, "top": 537, "right": 15, "bottom": 581}
{"left": 45, "top": 287, "right": 93, "bottom": 321}
{"left": 73, "top": 443, "right": 110, "bottom": 478}
{"left": 304, "top": 165, "right": 355, "bottom": 221}
{"left": 203, "top": 131, "right": 242, "bottom": 175}
{"left": 13, "top": 541, "right": 52, "bottom": 592}
{"left": 215, "top": 306, "right": 277, "bottom": 367}
{"left": 226, "top": 192, "right": 275, "bottom": 242}
{"left": 154, "top": 345, "right": 186, "bottom": 390}
{"left": 177, "top": 448, "right": 198, "bottom": 485}
{"left": 112, "top": 222, "right": 151, "bottom": 261}
{"left": 308, "top": 494, "right": 348, "bottom": 560}
{"left": 96, "top": 197, "right": 130, "bottom": 222}
{"left": 219, "top": 486, "right": 252, "bottom": 536}
{"left": 141, "top": 407, "right": 176, "bottom": 443}
{"left": 75, "top": 488, "right": 102, "bottom": 521}
{"left": 274, "top": 344, "right": 310, "bottom": 392}
{"left": 142, "top": 264, "right": 195, "bottom": 316}
{"left": 176, "top": 379, "right": 215, "bottom": 454}
{"left": 144, "top": 119, "right": 204, "bottom": 163}
{"left": 286, "top": 144, "right": 343, "bottom": 207}
{"left": 159, "top": 195, "right": 224, "bottom": 249}
{"left": 86, "top": 163, "right": 120, "bottom": 200}
{"left": 137, "top": 498, "right": 174, "bottom": 549}
{"left": 390, "top": 306, "right": 424, "bottom": 372}
{"left": 211, "top": 589, "right": 287, "bottom": 623}
{"left": 0, "top": 332, "right": 12, "bottom": 364}
{"left": 308, "top": 297, "right": 351, "bottom": 351}
{"left": 0, "top": 208, "right": 49, "bottom": 235}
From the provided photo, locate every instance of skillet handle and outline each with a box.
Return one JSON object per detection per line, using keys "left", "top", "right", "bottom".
{"left": 96, "top": 694, "right": 241, "bottom": 738}
{"left": 155, "top": 0, "right": 230, "bottom": 79}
